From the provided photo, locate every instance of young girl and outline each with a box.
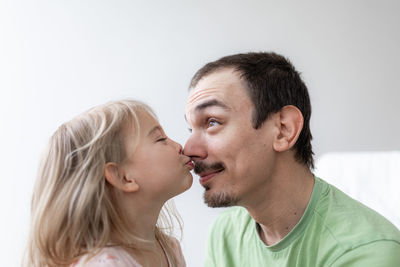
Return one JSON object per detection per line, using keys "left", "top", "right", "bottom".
{"left": 25, "top": 100, "right": 193, "bottom": 267}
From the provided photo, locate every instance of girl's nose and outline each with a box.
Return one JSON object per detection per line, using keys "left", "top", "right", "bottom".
{"left": 170, "top": 138, "right": 183, "bottom": 154}
{"left": 178, "top": 144, "right": 183, "bottom": 154}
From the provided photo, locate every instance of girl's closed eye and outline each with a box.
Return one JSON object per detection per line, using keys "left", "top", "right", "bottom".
{"left": 157, "top": 136, "right": 168, "bottom": 142}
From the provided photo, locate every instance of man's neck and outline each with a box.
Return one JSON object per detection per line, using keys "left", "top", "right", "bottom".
{"left": 243, "top": 163, "right": 315, "bottom": 246}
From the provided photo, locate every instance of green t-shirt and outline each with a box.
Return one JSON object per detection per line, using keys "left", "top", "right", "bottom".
{"left": 205, "top": 177, "right": 400, "bottom": 267}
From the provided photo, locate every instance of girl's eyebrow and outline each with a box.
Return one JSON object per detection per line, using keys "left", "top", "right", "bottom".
{"left": 147, "top": 125, "right": 163, "bottom": 136}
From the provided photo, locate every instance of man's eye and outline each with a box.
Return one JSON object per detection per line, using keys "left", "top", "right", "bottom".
{"left": 207, "top": 119, "right": 220, "bottom": 128}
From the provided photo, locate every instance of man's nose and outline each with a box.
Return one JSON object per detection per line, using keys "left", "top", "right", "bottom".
{"left": 183, "top": 133, "right": 207, "bottom": 160}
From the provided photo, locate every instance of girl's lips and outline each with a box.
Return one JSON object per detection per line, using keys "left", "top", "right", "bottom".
{"left": 186, "top": 161, "right": 195, "bottom": 170}
{"left": 199, "top": 169, "right": 223, "bottom": 185}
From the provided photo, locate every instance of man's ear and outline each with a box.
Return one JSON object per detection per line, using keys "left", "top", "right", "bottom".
{"left": 104, "top": 162, "right": 139, "bottom": 193}
{"left": 273, "top": 105, "right": 304, "bottom": 152}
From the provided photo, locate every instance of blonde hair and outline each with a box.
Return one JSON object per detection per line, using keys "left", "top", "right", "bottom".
{"left": 25, "top": 99, "right": 183, "bottom": 267}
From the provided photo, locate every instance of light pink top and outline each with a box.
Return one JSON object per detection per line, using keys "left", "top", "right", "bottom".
{"left": 72, "top": 239, "right": 186, "bottom": 267}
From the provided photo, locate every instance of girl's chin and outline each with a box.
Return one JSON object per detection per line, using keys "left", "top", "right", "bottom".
{"left": 176, "top": 176, "right": 194, "bottom": 195}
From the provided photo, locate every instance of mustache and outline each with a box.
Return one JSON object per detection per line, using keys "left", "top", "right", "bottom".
{"left": 194, "top": 161, "right": 225, "bottom": 175}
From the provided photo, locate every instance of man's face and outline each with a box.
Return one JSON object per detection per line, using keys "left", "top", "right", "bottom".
{"left": 184, "top": 68, "right": 277, "bottom": 207}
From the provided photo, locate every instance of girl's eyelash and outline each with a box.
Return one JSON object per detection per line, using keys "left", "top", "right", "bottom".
{"left": 157, "top": 137, "right": 167, "bottom": 142}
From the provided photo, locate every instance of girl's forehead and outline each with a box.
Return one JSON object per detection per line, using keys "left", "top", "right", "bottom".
{"left": 122, "top": 112, "right": 155, "bottom": 151}
{"left": 123, "top": 111, "right": 160, "bottom": 143}
{"left": 137, "top": 110, "right": 158, "bottom": 129}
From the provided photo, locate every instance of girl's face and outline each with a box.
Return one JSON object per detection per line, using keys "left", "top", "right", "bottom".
{"left": 121, "top": 110, "right": 193, "bottom": 201}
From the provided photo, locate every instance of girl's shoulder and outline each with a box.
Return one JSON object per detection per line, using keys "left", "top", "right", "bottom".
{"left": 71, "top": 246, "right": 140, "bottom": 267}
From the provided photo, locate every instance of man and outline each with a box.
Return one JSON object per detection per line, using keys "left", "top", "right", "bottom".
{"left": 183, "top": 52, "right": 400, "bottom": 266}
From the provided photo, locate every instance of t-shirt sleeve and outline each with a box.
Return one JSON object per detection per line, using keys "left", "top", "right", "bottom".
{"left": 330, "top": 240, "right": 400, "bottom": 267}
{"left": 204, "top": 233, "right": 216, "bottom": 267}
{"left": 204, "top": 218, "right": 221, "bottom": 267}
{"left": 204, "top": 209, "right": 243, "bottom": 267}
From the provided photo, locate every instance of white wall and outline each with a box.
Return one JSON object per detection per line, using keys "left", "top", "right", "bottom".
{"left": 1, "top": 1, "right": 399, "bottom": 266}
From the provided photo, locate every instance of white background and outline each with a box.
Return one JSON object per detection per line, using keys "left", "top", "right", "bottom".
{"left": 1, "top": 1, "right": 399, "bottom": 266}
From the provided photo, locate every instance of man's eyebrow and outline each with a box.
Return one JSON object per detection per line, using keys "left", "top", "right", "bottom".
{"left": 147, "top": 125, "right": 162, "bottom": 136}
{"left": 184, "top": 99, "right": 230, "bottom": 122}
{"left": 194, "top": 99, "right": 229, "bottom": 112}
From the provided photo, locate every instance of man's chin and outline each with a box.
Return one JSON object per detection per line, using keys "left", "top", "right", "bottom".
{"left": 203, "top": 190, "right": 238, "bottom": 208}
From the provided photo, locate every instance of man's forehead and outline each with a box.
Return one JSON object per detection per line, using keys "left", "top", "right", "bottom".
{"left": 186, "top": 69, "right": 241, "bottom": 108}
{"left": 184, "top": 85, "right": 233, "bottom": 121}
{"left": 186, "top": 87, "right": 225, "bottom": 109}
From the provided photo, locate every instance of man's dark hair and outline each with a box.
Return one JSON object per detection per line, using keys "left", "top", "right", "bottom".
{"left": 189, "top": 52, "right": 314, "bottom": 169}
